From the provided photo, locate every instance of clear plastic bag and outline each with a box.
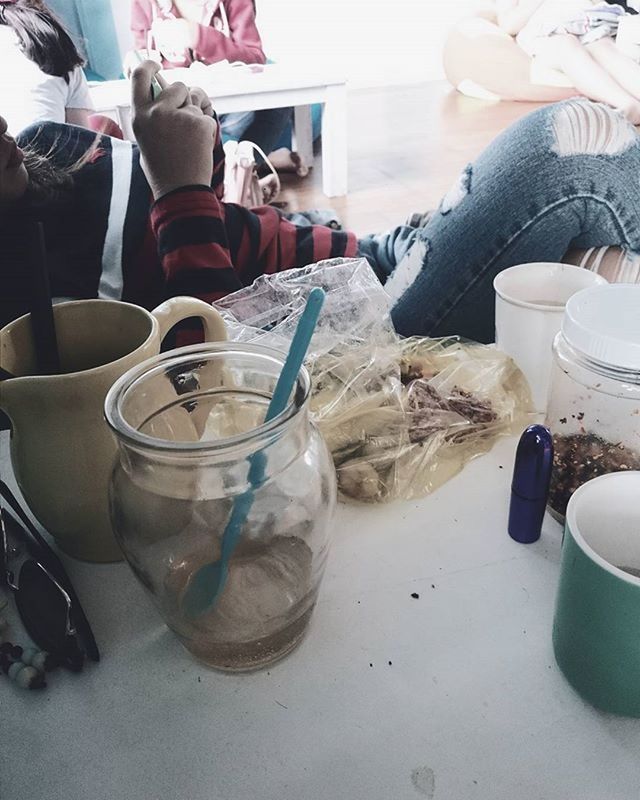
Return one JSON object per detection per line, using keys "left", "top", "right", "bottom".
{"left": 215, "top": 258, "right": 396, "bottom": 357}
{"left": 216, "top": 258, "right": 532, "bottom": 502}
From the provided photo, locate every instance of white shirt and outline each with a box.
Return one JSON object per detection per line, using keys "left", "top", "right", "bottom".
{"left": 0, "top": 27, "right": 93, "bottom": 135}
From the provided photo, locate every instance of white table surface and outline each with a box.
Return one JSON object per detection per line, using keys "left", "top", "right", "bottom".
{"left": 89, "top": 63, "right": 347, "bottom": 106}
{"left": 90, "top": 63, "right": 348, "bottom": 197}
{"left": 2, "top": 433, "right": 640, "bottom": 800}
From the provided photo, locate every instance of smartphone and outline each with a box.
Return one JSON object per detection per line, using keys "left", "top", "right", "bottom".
{"left": 133, "top": 50, "right": 165, "bottom": 100}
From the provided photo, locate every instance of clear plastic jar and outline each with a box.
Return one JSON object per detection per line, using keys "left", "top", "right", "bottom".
{"left": 545, "top": 285, "right": 640, "bottom": 520}
{"left": 104, "top": 343, "right": 337, "bottom": 671}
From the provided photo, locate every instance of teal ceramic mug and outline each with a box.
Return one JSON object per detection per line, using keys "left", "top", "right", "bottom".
{"left": 553, "top": 471, "right": 640, "bottom": 716}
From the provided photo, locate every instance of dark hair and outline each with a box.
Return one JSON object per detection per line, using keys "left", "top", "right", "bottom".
{"left": 605, "top": 0, "right": 639, "bottom": 11}
{"left": 0, "top": 0, "right": 84, "bottom": 83}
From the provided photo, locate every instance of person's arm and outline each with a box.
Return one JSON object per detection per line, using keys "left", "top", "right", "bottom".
{"left": 193, "top": 0, "right": 266, "bottom": 65}
{"left": 64, "top": 67, "right": 94, "bottom": 129}
{"left": 132, "top": 61, "right": 355, "bottom": 304}
{"left": 65, "top": 108, "right": 92, "bottom": 126}
{"left": 152, "top": 188, "right": 358, "bottom": 303}
{"left": 132, "top": 61, "right": 240, "bottom": 301}
{"left": 150, "top": 186, "right": 243, "bottom": 302}
{"left": 131, "top": 0, "right": 153, "bottom": 50}
{"left": 496, "top": 0, "right": 544, "bottom": 36}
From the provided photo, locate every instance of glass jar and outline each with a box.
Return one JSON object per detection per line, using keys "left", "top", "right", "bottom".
{"left": 545, "top": 285, "right": 640, "bottom": 520}
{"left": 104, "top": 342, "right": 337, "bottom": 671}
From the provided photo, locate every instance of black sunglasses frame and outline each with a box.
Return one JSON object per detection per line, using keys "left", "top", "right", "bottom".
{"left": 0, "top": 480, "right": 99, "bottom": 664}
{"left": 1, "top": 508, "right": 73, "bottom": 625}
{"left": 1, "top": 511, "right": 85, "bottom": 670}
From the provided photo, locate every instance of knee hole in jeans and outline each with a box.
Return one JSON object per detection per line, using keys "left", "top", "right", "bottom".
{"left": 550, "top": 100, "right": 637, "bottom": 157}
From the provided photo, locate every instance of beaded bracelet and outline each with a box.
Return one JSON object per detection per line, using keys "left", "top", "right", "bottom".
{"left": 0, "top": 597, "right": 56, "bottom": 690}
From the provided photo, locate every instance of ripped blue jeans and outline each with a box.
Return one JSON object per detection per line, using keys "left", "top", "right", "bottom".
{"left": 357, "top": 99, "right": 640, "bottom": 343}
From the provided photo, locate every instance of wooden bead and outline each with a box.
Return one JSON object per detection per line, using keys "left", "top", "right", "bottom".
{"left": 21, "top": 647, "right": 55, "bottom": 672}
{"left": 8, "top": 661, "right": 46, "bottom": 689}
{"left": 0, "top": 642, "right": 22, "bottom": 659}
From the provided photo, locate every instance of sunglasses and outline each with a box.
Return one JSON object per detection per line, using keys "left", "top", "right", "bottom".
{"left": 0, "top": 480, "right": 99, "bottom": 670}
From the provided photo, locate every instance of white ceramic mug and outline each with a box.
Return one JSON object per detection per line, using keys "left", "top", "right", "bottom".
{"left": 494, "top": 263, "right": 607, "bottom": 413}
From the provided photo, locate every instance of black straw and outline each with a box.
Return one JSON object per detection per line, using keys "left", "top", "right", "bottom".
{"left": 0, "top": 369, "right": 13, "bottom": 431}
{"left": 27, "top": 221, "right": 60, "bottom": 375}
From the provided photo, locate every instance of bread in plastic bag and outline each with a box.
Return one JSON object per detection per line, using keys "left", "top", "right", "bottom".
{"left": 215, "top": 258, "right": 532, "bottom": 502}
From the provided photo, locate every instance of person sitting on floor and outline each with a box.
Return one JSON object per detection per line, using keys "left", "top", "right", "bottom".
{"left": 0, "top": 0, "right": 93, "bottom": 134}
{"left": 1, "top": 60, "right": 639, "bottom": 341}
{"left": 497, "top": 0, "right": 640, "bottom": 121}
{"left": 128, "top": 0, "right": 306, "bottom": 175}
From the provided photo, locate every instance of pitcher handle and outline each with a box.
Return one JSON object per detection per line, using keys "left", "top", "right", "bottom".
{"left": 151, "top": 297, "right": 227, "bottom": 345}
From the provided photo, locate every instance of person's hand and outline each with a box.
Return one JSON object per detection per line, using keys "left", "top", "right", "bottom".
{"left": 151, "top": 18, "right": 199, "bottom": 62}
{"left": 188, "top": 85, "right": 214, "bottom": 118}
{"left": 131, "top": 60, "right": 217, "bottom": 200}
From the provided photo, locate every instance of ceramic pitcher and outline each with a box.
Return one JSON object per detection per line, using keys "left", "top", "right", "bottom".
{"left": 0, "top": 297, "right": 226, "bottom": 562}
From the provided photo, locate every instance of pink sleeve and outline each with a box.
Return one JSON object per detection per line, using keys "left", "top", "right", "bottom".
{"left": 131, "top": 0, "right": 152, "bottom": 49}
{"left": 194, "top": 0, "right": 266, "bottom": 65}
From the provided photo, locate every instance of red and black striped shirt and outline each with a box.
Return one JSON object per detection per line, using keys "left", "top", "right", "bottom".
{"left": 16, "top": 121, "right": 357, "bottom": 311}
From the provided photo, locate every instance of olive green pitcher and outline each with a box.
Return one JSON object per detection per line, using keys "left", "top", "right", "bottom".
{"left": 0, "top": 297, "right": 226, "bottom": 562}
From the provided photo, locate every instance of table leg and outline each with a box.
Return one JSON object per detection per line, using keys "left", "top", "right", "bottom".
{"left": 321, "top": 84, "right": 348, "bottom": 197}
{"left": 292, "top": 105, "right": 314, "bottom": 169}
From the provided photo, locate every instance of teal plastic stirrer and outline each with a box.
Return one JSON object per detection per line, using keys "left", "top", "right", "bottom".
{"left": 184, "top": 288, "right": 326, "bottom": 617}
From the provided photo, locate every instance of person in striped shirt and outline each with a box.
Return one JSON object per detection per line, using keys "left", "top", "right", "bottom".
{"left": 2, "top": 60, "right": 640, "bottom": 342}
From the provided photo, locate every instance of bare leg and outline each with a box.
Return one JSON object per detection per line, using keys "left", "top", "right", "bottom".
{"left": 538, "top": 34, "right": 640, "bottom": 122}
{"left": 586, "top": 36, "right": 640, "bottom": 101}
{"left": 564, "top": 246, "right": 640, "bottom": 283}
{"left": 443, "top": 15, "right": 575, "bottom": 102}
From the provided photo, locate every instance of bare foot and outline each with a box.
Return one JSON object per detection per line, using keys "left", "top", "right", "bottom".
{"left": 267, "top": 147, "right": 310, "bottom": 177}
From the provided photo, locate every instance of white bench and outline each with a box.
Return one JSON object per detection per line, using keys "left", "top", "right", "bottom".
{"left": 5, "top": 431, "right": 639, "bottom": 799}
{"left": 90, "top": 63, "right": 348, "bottom": 197}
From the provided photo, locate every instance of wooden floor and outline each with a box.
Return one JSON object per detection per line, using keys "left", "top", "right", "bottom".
{"left": 279, "top": 82, "right": 543, "bottom": 236}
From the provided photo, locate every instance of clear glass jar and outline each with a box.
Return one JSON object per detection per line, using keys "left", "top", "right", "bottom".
{"left": 104, "top": 343, "right": 337, "bottom": 671}
{"left": 545, "top": 286, "right": 640, "bottom": 520}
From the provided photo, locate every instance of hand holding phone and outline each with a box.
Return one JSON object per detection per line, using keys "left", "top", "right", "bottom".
{"left": 133, "top": 50, "right": 167, "bottom": 99}
{"left": 130, "top": 59, "right": 216, "bottom": 199}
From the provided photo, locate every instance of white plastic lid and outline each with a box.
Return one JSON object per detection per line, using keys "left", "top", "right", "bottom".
{"left": 562, "top": 285, "right": 640, "bottom": 369}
